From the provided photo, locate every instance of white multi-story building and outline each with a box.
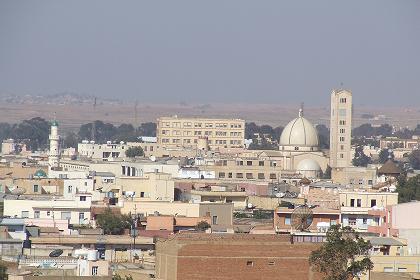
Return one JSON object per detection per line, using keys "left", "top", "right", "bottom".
{"left": 3, "top": 195, "right": 92, "bottom": 226}
{"left": 78, "top": 141, "right": 128, "bottom": 161}
{"left": 330, "top": 89, "right": 352, "bottom": 169}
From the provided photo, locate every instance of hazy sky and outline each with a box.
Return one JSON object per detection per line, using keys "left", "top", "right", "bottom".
{"left": 1, "top": 0, "right": 419, "bottom": 106}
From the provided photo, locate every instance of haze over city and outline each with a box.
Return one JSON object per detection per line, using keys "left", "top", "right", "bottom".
{"left": 1, "top": 0, "right": 420, "bottom": 106}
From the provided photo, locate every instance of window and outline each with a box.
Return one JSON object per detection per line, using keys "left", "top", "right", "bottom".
{"left": 80, "top": 196, "right": 87, "bottom": 201}
{"left": 61, "top": 211, "right": 71, "bottom": 220}
{"left": 348, "top": 218, "right": 356, "bottom": 226}
{"left": 140, "top": 192, "right": 145, "bottom": 197}
{"left": 350, "top": 199, "right": 355, "bottom": 207}
{"left": 357, "top": 199, "right": 362, "bottom": 207}
{"left": 84, "top": 182, "right": 88, "bottom": 186}
{"left": 33, "top": 185, "right": 39, "bottom": 193}
{"left": 270, "top": 161, "right": 277, "bottom": 167}
{"left": 21, "top": 211, "right": 29, "bottom": 218}
{"left": 268, "top": 261, "right": 275, "bottom": 266}
{"left": 247, "top": 161, "right": 253, "bottom": 166}
{"left": 79, "top": 212, "right": 85, "bottom": 222}
{"left": 47, "top": 211, "right": 51, "bottom": 216}
{"left": 294, "top": 147, "right": 299, "bottom": 151}
{"left": 339, "top": 128, "right": 345, "bottom": 133}
{"left": 339, "top": 120, "right": 346, "bottom": 125}
{"left": 259, "top": 161, "right": 264, "bottom": 166}
{"left": 68, "top": 185, "right": 73, "bottom": 193}
{"left": 269, "top": 173, "right": 276, "bottom": 179}
{"left": 92, "top": 266, "right": 98, "bottom": 276}
{"left": 34, "top": 210, "right": 40, "bottom": 219}
{"left": 363, "top": 218, "right": 368, "bottom": 224}
{"left": 258, "top": 173, "right": 265, "bottom": 179}
{"left": 247, "top": 261, "right": 254, "bottom": 266}
{"left": 339, "top": 136, "right": 345, "bottom": 142}
{"left": 228, "top": 172, "right": 232, "bottom": 178}
{"left": 340, "top": 97, "right": 347, "bottom": 103}
{"left": 219, "top": 172, "right": 225, "bottom": 178}
{"left": 285, "top": 215, "right": 291, "bottom": 225}
{"left": 236, "top": 161, "right": 243, "bottom": 166}
{"left": 246, "top": 173, "right": 253, "bottom": 179}
{"left": 368, "top": 180, "right": 373, "bottom": 185}
{"left": 236, "top": 173, "right": 243, "bottom": 178}
{"left": 370, "top": 199, "right": 377, "bottom": 207}
{"left": 340, "top": 153, "right": 344, "bottom": 159}
{"left": 212, "top": 216, "right": 218, "bottom": 225}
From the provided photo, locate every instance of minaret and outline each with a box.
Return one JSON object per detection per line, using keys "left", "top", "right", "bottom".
{"left": 49, "top": 120, "right": 60, "bottom": 169}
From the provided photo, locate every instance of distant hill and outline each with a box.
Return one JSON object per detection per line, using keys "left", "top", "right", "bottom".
{"left": 0, "top": 92, "right": 122, "bottom": 106}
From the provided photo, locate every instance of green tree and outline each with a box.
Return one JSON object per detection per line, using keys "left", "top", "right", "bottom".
{"left": 378, "top": 149, "right": 394, "bottom": 164}
{"left": 96, "top": 208, "right": 132, "bottom": 235}
{"left": 137, "top": 122, "right": 157, "bottom": 137}
{"left": 316, "top": 124, "right": 330, "bottom": 149}
{"left": 309, "top": 225, "right": 373, "bottom": 280}
{"left": 10, "top": 117, "right": 50, "bottom": 151}
{"left": 195, "top": 220, "right": 211, "bottom": 231}
{"left": 397, "top": 175, "right": 420, "bottom": 203}
{"left": 408, "top": 150, "right": 420, "bottom": 170}
{"left": 0, "top": 262, "right": 7, "bottom": 280}
{"left": 125, "top": 146, "right": 144, "bottom": 158}
{"left": 323, "top": 165, "right": 332, "bottom": 179}
{"left": 63, "top": 131, "right": 79, "bottom": 148}
{"left": 114, "top": 124, "right": 137, "bottom": 142}
{"left": 352, "top": 146, "right": 372, "bottom": 167}
{"left": 78, "top": 120, "right": 117, "bottom": 143}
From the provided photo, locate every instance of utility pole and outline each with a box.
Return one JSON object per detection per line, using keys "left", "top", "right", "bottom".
{"left": 91, "top": 97, "right": 97, "bottom": 142}
{"left": 132, "top": 204, "right": 137, "bottom": 262}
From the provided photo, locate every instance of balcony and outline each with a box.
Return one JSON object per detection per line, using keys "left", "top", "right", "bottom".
{"left": 340, "top": 206, "right": 371, "bottom": 215}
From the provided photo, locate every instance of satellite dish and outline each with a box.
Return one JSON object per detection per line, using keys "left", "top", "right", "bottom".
{"left": 291, "top": 205, "right": 313, "bottom": 231}
{"left": 49, "top": 249, "right": 63, "bottom": 258}
{"left": 11, "top": 187, "right": 26, "bottom": 195}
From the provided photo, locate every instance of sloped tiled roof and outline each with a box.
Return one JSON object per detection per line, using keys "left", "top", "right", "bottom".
{"left": 378, "top": 159, "right": 402, "bottom": 175}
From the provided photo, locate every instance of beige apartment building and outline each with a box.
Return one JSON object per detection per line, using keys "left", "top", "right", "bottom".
{"left": 157, "top": 116, "right": 245, "bottom": 150}
{"left": 197, "top": 155, "right": 284, "bottom": 181}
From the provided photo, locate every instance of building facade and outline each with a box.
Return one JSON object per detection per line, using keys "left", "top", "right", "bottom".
{"left": 156, "top": 116, "right": 245, "bottom": 150}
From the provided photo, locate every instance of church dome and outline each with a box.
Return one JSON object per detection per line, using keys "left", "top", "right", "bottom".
{"left": 279, "top": 109, "right": 319, "bottom": 151}
{"left": 296, "top": 159, "right": 322, "bottom": 179}
{"left": 296, "top": 159, "right": 321, "bottom": 172}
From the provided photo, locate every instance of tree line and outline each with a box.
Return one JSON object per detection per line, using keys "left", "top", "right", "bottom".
{"left": 1, "top": 117, "right": 419, "bottom": 152}
{"left": 0, "top": 117, "right": 156, "bottom": 152}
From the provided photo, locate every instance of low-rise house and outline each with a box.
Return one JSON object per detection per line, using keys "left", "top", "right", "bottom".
{"left": 339, "top": 190, "right": 398, "bottom": 232}
{"left": 274, "top": 206, "right": 340, "bottom": 233}
{"left": 121, "top": 200, "right": 233, "bottom": 228}
{"left": 369, "top": 201, "right": 420, "bottom": 255}
{"left": 187, "top": 189, "right": 248, "bottom": 209}
{"left": 3, "top": 194, "right": 92, "bottom": 226}
{"left": 145, "top": 215, "right": 211, "bottom": 232}
{"left": 28, "top": 234, "right": 154, "bottom": 262}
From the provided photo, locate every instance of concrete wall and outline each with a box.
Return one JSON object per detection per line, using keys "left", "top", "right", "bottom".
{"left": 392, "top": 202, "right": 420, "bottom": 230}
{"left": 121, "top": 200, "right": 200, "bottom": 217}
